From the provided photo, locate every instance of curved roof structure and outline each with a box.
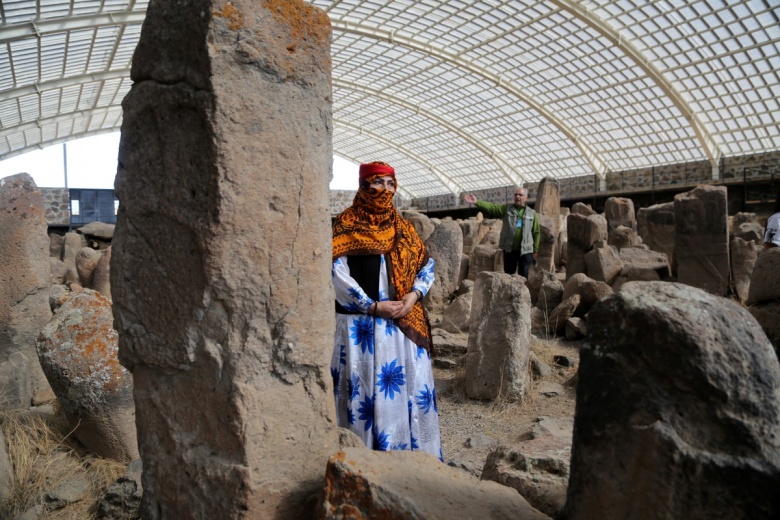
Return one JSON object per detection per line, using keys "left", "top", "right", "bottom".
{"left": 1, "top": 0, "right": 778, "bottom": 198}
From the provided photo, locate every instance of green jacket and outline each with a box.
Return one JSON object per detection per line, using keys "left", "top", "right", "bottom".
{"left": 475, "top": 200, "right": 540, "bottom": 255}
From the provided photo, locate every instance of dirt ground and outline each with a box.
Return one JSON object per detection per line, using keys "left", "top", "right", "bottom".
{"left": 434, "top": 333, "right": 581, "bottom": 476}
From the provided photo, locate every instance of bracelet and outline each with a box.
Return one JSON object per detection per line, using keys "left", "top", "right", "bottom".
{"left": 414, "top": 290, "right": 423, "bottom": 302}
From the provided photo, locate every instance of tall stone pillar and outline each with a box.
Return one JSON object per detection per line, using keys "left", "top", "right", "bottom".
{"left": 534, "top": 177, "right": 560, "bottom": 271}
{"left": 111, "top": 1, "right": 337, "bottom": 518}
{"left": 0, "top": 173, "right": 52, "bottom": 396}
{"left": 674, "top": 185, "right": 729, "bottom": 295}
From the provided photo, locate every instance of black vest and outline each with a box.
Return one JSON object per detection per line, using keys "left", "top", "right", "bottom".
{"left": 335, "top": 255, "right": 381, "bottom": 314}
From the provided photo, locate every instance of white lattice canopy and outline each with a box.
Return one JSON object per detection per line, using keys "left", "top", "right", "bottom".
{"left": 1, "top": 0, "right": 779, "bottom": 197}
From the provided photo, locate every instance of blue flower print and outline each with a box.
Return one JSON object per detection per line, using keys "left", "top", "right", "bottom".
{"left": 343, "top": 302, "right": 363, "bottom": 313}
{"left": 410, "top": 434, "right": 419, "bottom": 450}
{"left": 416, "top": 261, "right": 434, "bottom": 283}
{"left": 385, "top": 319, "right": 398, "bottom": 337}
{"left": 348, "top": 287, "right": 366, "bottom": 303}
{"left": 377, "top": 359, "right": 406, "bottom": 400}
{"left": 375, "top": 431, "right": 391, "bottom": 451}
{"left": 347, "top": 407, "right": 355, "bottom": 425}
{"left": 433, "top": 388, "right": 438, "bottom": 413}
{"left": 350, "top": 316, "right": 374, "bottom": 354}
{"left": 339, "top": 345, "right": 346, "bottom": 365}
{"left": 417, "top": 345, "right": 426, "bottom": 359}
{"left": 358, "top": 394, "right": 375, "bottom": 431}
{"left": 391, "top": 442, "right": 409, "bottom": 451}
{"left": 417, "top": 384, "right": 435, "bottom": 414}
{"left": 439, "top": 447, "right": 444, "bottom": 462}
{"left": 348, "top": 373, "right": 360, "bottom": 402}
{"left": 330, "top": 366, "right": 340, "bottom": 394}
{"left": 378, "top": 290, "right": 389, "bottom": 302}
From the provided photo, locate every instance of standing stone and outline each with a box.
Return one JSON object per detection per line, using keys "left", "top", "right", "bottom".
{"left": 746, "top": 248, "right": 780, "bottom": 305}
{"left": 468, "top": 244, "right": 499, "bottom": 280}
{"left": 566, "top": 214, "right": 603, "bottom": 280}
{"left": 62, "top": 231, "right": 87, "bottom": 284}
{"left": 112, "top": 1, "right": 336, "bottom": 518}
{"left": 92, "top": 246, "right": 112, "bottom": 300}
{"left": 75, "top": 247, "right": 103, "bottom": 288}
{"left": 637, "top": 202, "right": 676, "bottom": 275}
{"left": 37, "top": 290, "right": 138, "bottom": 461}
{"left": 730, "top": 237, "right": 759, "bottom": 302}
{"left": 425, "top": 221, "right": 464, "bottom": 310}
{"left": 0, "top": 429, "right": 12, "bottom": 502}
{"left": 0, "top": 173, "right": 52, "bottom": 394}
{"left": 440, "top": 292, "right": 473, "bottom": 334}
{"left": 566, "top": 282, "right": 780, "bottom": 520}
{"left": 0, "top": 352, "right": 32, "bottom": 410}
{"left": 570, "top": 202, "right": 595, "bottom": 216}
{"left": 556, "top": 209, "right": 568, "bottom": 267}
{"left": 535, "top": 214, "right": 557, "bottom": 273}
{"left": 459, "top": 218, "right": 480, "bottom": 256}
{"left": 465, "top": 272, "right": 531, "bottom": 401}
{"left": 535, "top": 178, "right": 561, "bottom": 270}
{"left": 584, "top": 246, "right": 623, "bottom": 285}
{"left": 604, "top": 197, "right": 636, "bottom": 247}
{"left": 403, "top": 210, "right": 434, "bottom": 242}
{"left": 49, "top": 233, "right": 65, "bottom": 259}
{"left": 674, "top": 185, "right": 729, "bottom": 295}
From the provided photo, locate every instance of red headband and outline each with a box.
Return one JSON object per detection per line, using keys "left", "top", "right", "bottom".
{"left": 359, "top": 162, "right": 395, "bottom": 180}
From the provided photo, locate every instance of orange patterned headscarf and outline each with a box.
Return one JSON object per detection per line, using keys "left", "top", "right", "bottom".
{"left": 332, "top": 164, "right": 433, "bottom": 353}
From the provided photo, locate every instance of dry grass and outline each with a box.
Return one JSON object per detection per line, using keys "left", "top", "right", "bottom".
{"left": 0, "top": 406, "right": 126, "bottom": 519}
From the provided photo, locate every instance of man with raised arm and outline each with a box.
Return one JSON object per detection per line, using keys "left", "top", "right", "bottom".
{"left": 464, "top": 187, "right": 540, "bottom": 279}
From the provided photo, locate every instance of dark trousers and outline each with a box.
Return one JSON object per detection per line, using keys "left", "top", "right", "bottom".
{"left": 503, "top": 250, "right": 534, "bottom": 279}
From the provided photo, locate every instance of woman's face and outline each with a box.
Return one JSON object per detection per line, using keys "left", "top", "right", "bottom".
{"left": 369, "top": 175, "right": 396, "bottom": 193}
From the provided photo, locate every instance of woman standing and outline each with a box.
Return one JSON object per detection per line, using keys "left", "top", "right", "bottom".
{"left": 331, "top": 162, "right": 442, "bottom": 459}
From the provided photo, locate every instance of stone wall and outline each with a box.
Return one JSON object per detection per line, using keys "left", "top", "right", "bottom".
{"left": 40, "top": 188, "right": 69, "bottom": 226}
{"left": 411, "top": 151, "right": 780, "bottom": 210}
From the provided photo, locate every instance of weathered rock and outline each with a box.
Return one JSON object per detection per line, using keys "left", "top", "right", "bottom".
{"left": 584, "top": 246, "right": 623, "bottom": 285}
{"left": 17, "top": 504, "right": 45, "bottom": 520}
{"left": 0, "top": 429, "right": 12, "bottom": 502}
{"left": 637, "top": 201, "right": 676, "bottom": 275}
{"left": 468, "top": 244, "right": 499, "bottom": 280}
{"left": 565, "top": 317, "right": 586, "bottom": 340}
{"left": 62, "top": 231, "right": 87, "bottom": 284}
{"left": 566, "top": 281, "right": 780, "bottom": 520}
{"left": 457, "top": 253, "right": 469, "bottom": 288}
{"left": 37, "top": 289, "right": 138, "bottom": 461}
{"left": 440, "top": 292, "right": 472, "bottom": 334}
{"left": 97, "top": 458, "right": 143, "bottom": 520}
{"left": 530, "top": 354, "right": 552, "bottom": 378}
{"left": 605, "top": 197, "right": 636, "bottom": 245}
{"left": 432, "top": 329, "right": 468, "bottom": 358}
{"left": 425, "top": 221, "right": 465, "bottom": 310}
{"left": 466, "top": 433, "right": 497, "bottom": 448}
{"left": 536, "top": 381, "right": 565, "bottom": 397}
{"left": 482, "top": 435, "right": 571, "bottom": 518}
{"left": 0, "top": 352, "right": 32, "bottom": 410}
{"left": 748, "top": 301, "right": 780, "bottom": 353}
{"left": 45, "top": 477, "right": 90, "bottom": 510}
{"left": 0, "top": 173, "right": 53, "bottom": 395}
{"left": 50, "top": 257, "right": 67, "bottom": 285}
{"left": 562, "top": 273, "right": 612, "bottom": 317}
{"left": 459, "top": 218, "right": 481, "bottom": 256}
{"left": 455, "top": 278, "right": 474, "bottom": 296}
{"left": 403, "top": 210, "right": 434, "bottom": 243}
{"left": 49, "top": 233, "right": 65, "bottom": 259}
{"left": 321, "top": 448, "right": 550, "bottom": 520}
{"left": 570, "top": 202, "right": 595, "bottom": 216}
{"left": 556, "top": 210, "right": 568, "bottom": 267}
{"left": 533, "top": 214, "right": 557, "bottom": 273}
{"left": 618, "top": 247, "right": 671, "bottom": 279}
{"left": 49, "top": 284, "right": 69, "bottom": 312}
{"left": 733, "top": 212, "right": 758, "bottom": 227}
{"left": 77, "top": 221, "right": 116, "bottom": 241}
{"left": 112, "top": 2, "right": 337, "bottom": 517}
{"left": 547, "top": 295, "right": 580, "bottom": 334}
{"left": 566, "top": 213, "right": 603, "bottom": 280}
{"left": 610, "top": 225, "right": 640, "bottom": 250}
{"left": 746, "top": 248, "right": 780, "bottom": 305}
{"left": 75, "top": 246, "right": 103, "bottom": 288}
{"left": 465, "top": 272, "right": 531, "bottom": 401}
{"left": 732, "top": 221, "right": 764, "bottom": 244}
{"left": 533, "top": 271, "right": 564, "bottom": 314}
{"left": 338, "top": 428, "right": 364, "bottom": 449}
{"left": 92, "top": 246, "right": 112, "bottom": 300}
{"left": 675, "top": 185, "right": 730, "bottom": 295}
{"left": 535, "top": 179, "right": 561, "bottom": 271}
{"left": 730, "top": 237, "right": 759, "bottom": 302}
{"left": 477, "top": 219, "right": 502, "bottom": 247}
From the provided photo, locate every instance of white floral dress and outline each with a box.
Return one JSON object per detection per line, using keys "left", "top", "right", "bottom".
{"left": 331, "top": 254, "right": 442, "bottom": 459}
